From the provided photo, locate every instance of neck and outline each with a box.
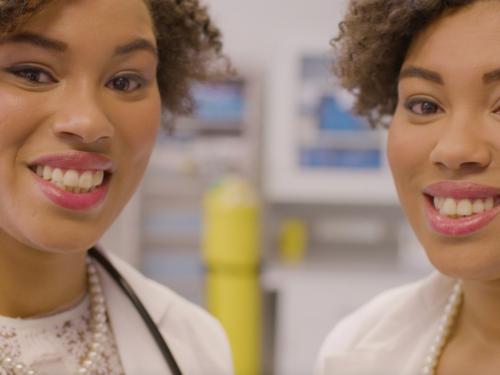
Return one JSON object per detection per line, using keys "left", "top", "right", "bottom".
{"left": 0, "top": 234, "right": 87, "bottom": 318}
{"left": 458, "top": 279, "right": 500, "bottom": 345}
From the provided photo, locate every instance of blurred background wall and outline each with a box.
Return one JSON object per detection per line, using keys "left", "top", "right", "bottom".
{"left": 101, "top": 1, "right": 434, "bottom": 374}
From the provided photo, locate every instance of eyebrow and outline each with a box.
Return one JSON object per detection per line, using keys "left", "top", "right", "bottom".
{"left": 400, "top": 65, "right": 500, "bottom": 86}
{"left": 399, "top": 66, "right": 443, "bottom": 85}
{"left": 0, "top": 32, "right": 158, "bottom": 59}
{"left": 483, "top": 69, "right": 500, "bottom": 84}
{"left": 0, "top": 32, "right": 67, "bottom": 52}
{"left": 114, "top": 38, "right": 158, "bottom": 58}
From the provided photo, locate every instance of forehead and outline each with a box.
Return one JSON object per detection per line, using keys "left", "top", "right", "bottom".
{"left": 404, "top": 1, "right": 500, "bottom": 74}
{"left": 17, "top": 0, "right": 155, "bottom": 42}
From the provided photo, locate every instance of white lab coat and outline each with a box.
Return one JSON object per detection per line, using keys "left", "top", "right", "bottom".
{"left": 315, "top": 272, "right": 455, "bottom": 375}
{"left": 96, "top": 252, "right": 233, "bottom": 375}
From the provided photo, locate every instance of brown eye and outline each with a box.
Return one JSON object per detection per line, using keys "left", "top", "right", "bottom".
{"left": 107, "top": 75, "right": 145, "bottom": 93}
{"left": 405, "top": 99, "right": 441, "bottom": 115}
{"left": 7, "top": 66, "right": 56, "bottom": 84}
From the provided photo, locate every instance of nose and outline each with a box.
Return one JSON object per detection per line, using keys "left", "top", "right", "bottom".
{"left": 51, "top": 85, "right": 114, "bottom": 145}
{"left": 429, "top": 116, "right": 491, "bottom": 172}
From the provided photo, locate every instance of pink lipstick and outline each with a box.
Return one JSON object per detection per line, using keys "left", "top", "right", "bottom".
{"left": 423, "top": 181, "right": 500, "bottom": 236}
{"left": 29, "top": 151, "right": 114, "bottom": 211}
{"left": 30, "top": 152, "right": 114, "bottom": 172}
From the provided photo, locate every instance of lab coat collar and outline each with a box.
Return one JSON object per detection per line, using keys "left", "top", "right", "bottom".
{"left": 321, "top": 272, "right": 454, "bottom": 374}
{"left": 322, "top": 335, "right": 433, "bottom": 374}
{"left": 323, "top": 351, "right": 394, "bottom": 375}
{"left": 96, "top": 253, "right": 173, "bottom": 374}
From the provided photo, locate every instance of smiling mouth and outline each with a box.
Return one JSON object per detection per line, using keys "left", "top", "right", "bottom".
{"left": 29, "top": 164, "right": 111, "bottom": 193}
{"left": 426, "top": 194, "right": 500, "bottom": 218}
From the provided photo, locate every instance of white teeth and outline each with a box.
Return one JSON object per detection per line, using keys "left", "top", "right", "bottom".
{"left": 456, "top": 199, "right": 472, "bottom": 216}
{"left": 43, "top": 166, "right": 53, "bottom": 180}
{"left": 93, "top": 170, "right": 104, "bottom": 187}
{"left": 32, "top": 165, "right": 106, "bottom": 193}
{"left": 472, "top": 199, "right": 485, "bottom": 213}
{"left": 485, "top": 197, "right": 494, "bottom": 210}
{"left": 440, "top": 198, "right": 457, "bottom": 216}
{"left": 79, "top": 171, "right": 94, "bottom": 190}
{"left": 52, "top": 168, "right": 64, "bottom": 187}
{"left": 434, "top": 197, "right": 444, "bottom": 210}
{"left": 63, "top": 169, "right": 79, "bottom": 188}
{"left": 434, "top": 196, "right": 497, "bottom": 217}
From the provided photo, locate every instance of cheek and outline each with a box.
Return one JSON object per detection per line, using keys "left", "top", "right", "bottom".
{"left": 387, "top": 120, "right": 415, "bottom": 186}
{"left": 0, "top": 92, "right": 35, "bottom": 149}
{"left": 0, "top": 92, "right": 44, "bottom": 196}
{"left": 388, "top": 114, "right": 443, "bottom": 187}
{"left": 387, "top": 117, "right": 431, "bottom": 214}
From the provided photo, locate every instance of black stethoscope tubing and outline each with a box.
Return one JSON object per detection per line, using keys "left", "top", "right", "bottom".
{"left": 88, "top": 247, "right": 183, "bottom": 375}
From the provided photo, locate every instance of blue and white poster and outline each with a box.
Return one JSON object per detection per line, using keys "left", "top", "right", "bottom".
{"left": 297, "top": 55, "right": 382, "bottom": 170}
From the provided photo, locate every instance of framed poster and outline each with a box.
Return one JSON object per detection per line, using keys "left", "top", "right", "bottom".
{"left": 263, "top": 40, "right": 398, "bottom": 205}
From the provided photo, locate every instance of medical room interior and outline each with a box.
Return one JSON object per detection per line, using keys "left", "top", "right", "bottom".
{"left": 101, "top": 1, "right": 433, "bottom": 374}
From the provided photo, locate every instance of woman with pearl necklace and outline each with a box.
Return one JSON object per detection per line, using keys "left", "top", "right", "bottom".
{"left": 317, "top": 1, "right": 500, "bottom": 374}
{"left": 0, "top": 0, "right": 232, "bottom": 374}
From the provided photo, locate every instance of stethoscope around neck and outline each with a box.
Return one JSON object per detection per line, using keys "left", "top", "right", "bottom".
{"left": 88, "top": 247, "right": 183, "bottom": 375}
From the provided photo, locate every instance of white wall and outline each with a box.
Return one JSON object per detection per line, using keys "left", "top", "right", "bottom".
{"left": 206, "top": 0, "right": 347, "bottom": 71}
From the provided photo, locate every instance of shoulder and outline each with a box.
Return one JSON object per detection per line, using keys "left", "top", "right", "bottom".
{"left": 143, "top": 276, "right": 233, "bottom": 375}
{"left": 316, "top": 272, "right": 453, "bottom": 370}
{"left": 105, "top": 252, "right": 233, "bottom": 374}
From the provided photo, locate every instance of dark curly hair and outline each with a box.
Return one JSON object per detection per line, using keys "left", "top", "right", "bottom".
{"left": 0, "top": 0, "right": 225, "bottom": 121}
{"left": 333, "top": 0, "right": 473, "bottom": 127}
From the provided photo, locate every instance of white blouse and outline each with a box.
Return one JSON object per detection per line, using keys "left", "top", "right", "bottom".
{"left": 0, "top": 295, "right": 125, "bottom": 375}
{"left": 315, "top": 272, "right": 456, "bottom": 375}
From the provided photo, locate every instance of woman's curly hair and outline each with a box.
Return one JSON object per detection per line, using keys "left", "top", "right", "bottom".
{"left": 333, "top": 0, "right": 474, "bottom": 127}
{"left": 0, "top": 0, "right": 225, "bottom": 119}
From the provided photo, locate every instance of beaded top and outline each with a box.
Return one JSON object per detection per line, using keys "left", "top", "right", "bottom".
{"left": 0, "top": 294, "right": 125, "bottom": 375}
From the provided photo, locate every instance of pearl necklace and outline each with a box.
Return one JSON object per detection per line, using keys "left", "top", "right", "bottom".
{"left": 0, "top": 257, "right": 108, "bottom": 375}
{"left": 421, "top": 280, "right": 463, "bottom": 375}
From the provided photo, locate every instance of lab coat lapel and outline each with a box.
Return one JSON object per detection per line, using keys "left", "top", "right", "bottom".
{"left": 317, "top": 273, "right": 454, "bottom": 375}
{"left": 323, "top": 351, "right": 389, "bottom": 375}
{"left": 322, "top": 316, "right": 436, "bottom": 375}
{"left": 323, "top": 348, "right": 423, "bottom": 375}
{"left": 96, "top": 257, "right": 172, "bottom": 374}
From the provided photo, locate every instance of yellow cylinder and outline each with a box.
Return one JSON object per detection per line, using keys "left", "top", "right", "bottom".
{"left": 203, "top": 177, "right": 259, "bottom": 267}
{"left": 206, "top": 273, "right": 261, "bottom": 375}
{"left": 279, "top": 218, "right": 307, "bottom": 264}
{"left": 203, "top": 176, "right": 261, "bottom": 375}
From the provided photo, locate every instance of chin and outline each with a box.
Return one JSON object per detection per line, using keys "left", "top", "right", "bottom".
{"left": 28, "top": 234, "right": 98, "bottom": 254}
{"left": 423, "top": 238, "right": 500, "bottom": 281}
{"left": 18, "top": 218, "right": 108, "bottom": 255}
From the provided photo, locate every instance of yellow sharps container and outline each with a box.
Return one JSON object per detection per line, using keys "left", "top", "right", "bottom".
{"left": 202, "top": 176, "right": 261, "bottom": 375}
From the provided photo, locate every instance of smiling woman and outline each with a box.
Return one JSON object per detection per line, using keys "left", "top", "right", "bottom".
{"left": 0, "top": 0, "right": 232, "bottom": 374}
{"left": 316, "top": 1, "right": 500, "bottom": 375}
